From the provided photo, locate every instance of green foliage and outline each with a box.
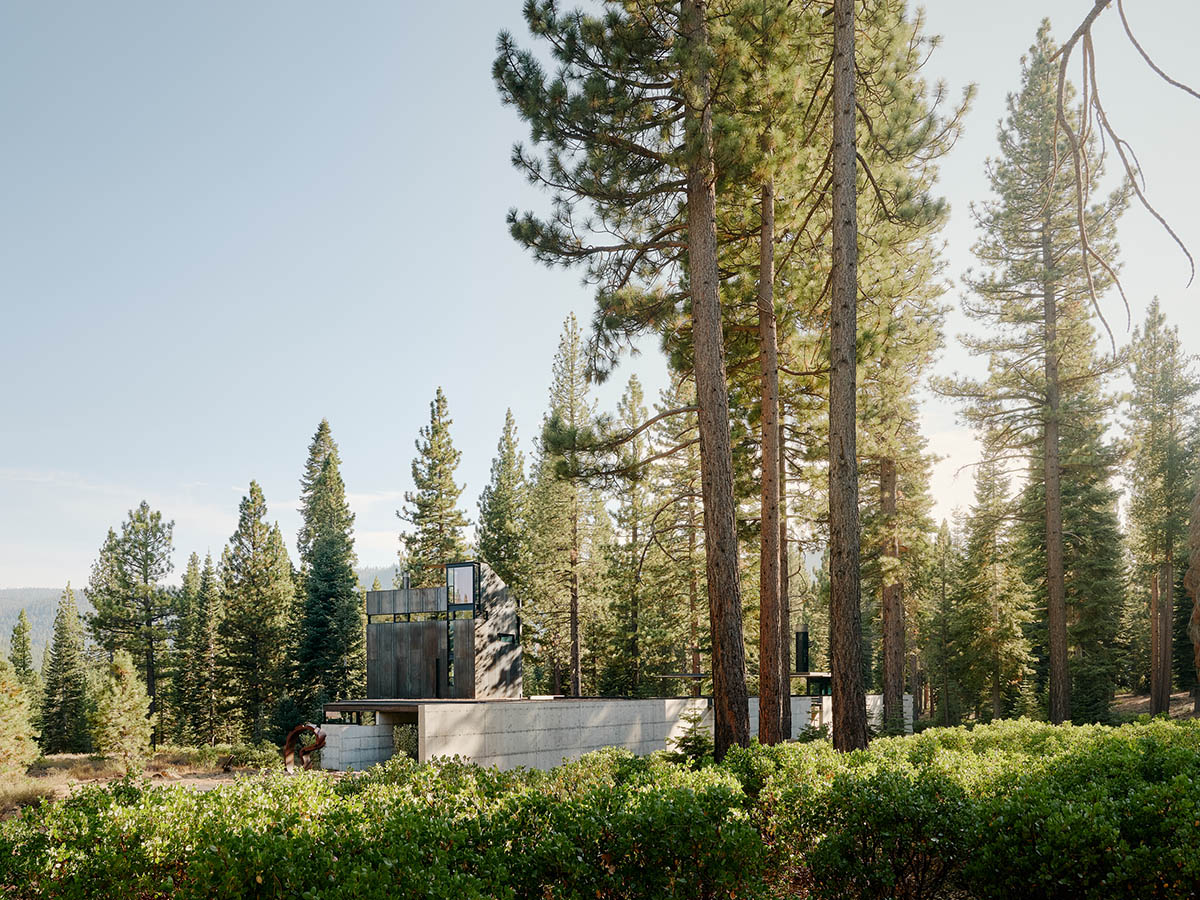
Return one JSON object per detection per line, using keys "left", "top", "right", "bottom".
{"left": 665, "top": 705, "right": 713, "bottom": 769}
{"left": 297, "top": 422, "right": 365, "bottom": 716}
{"left": 85, "top": 502, "right": 175, "bottom": 738}
{"left": 399, "top": 387, "right": 470, "bottom": 588}
{"left": 392, "top": 723, "right": 418, "bottom": 760}
{"left": 8, "top": 609, "right": 36, "bottom": 689}
{"left": 477, "top": 409, "right": 528, "bottom": 592}
{"left": 40, "top": 585, "right": 91, "bottom": 754}
{"left": 218, "top": 481, "right": 296, "bottom": 744}
{"left": 91, "top": 650, "right": 153, "bottom": 774}
{"left": 3, "top": 721, "right": 1200, "bottom": 899}
{"left": 0, "top": 657, "right": 39, "bottom": 779}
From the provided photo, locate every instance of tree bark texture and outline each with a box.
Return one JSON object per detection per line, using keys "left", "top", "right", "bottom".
{"left": 682, "top": 0, "right": 749, "bottom": 760}
{"left": 1152, "top": 560, "right": 1173, "bottom": 714}
{"left": 828, "top": 0, "right": 869, "bottom": 752}
{"left": 880, "top": 457, "right": 904, "bottom": 732}
{"left": 758, "top": 180, "right": 782, "bottom": 745}
{"left": 1042, "top": 225, "right": 1070, "bottom": 725}
{"left": 779, "top": 405, "right": 792, "bottom": 739}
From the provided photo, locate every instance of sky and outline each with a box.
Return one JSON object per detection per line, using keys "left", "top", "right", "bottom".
{"left": 1, "top": 1, "right": 1198, "bottom": 589}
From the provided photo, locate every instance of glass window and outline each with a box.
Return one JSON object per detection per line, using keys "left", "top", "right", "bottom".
{"left": 447, "top": 564, "right": 475, "bottom": 607}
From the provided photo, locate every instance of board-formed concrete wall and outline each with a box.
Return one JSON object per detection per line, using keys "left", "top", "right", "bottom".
{"left": 320, "top": 693, "right": 912, "bottom": 772}
{"left": 320, "top": 723, "right": 394, "bottom": 772}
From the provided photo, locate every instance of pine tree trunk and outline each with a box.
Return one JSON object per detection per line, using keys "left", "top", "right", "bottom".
{"left": 881, "top": 458, "right": 904, "bottom": 733}
{"left": 688, "top": 496, "right": 702, "bottom": 699}
{"left": 1042, "top": 225, "right": 1070, "bottom": 725}
{"left": 909, "top": 653, "right": 921, "bottom": 719}
{"left": 779, "top": 408, "right": 792, "bottom": 740}
{"left": 570, "top": 501, "right": 581, "bottom": 696}
{"left": 829, "top": 0, "right": 869, "bottom": 752}
{"left": 1150, "top": 567, "right": 1163, "bottom": 713}
{"left": 991, "top": 662, "right": 1002, "bottom": 720}
{"left": 1154, "top": 559, "right": 1173, "bottom": 714}
{"left": 682, "top": 0, "right": 749, "bottom": 761}
{"left": 631, "top": 518, "right": 640, "bottom": 694}
{"left": 758, "top": 179, "right": 782, "bottom": 746}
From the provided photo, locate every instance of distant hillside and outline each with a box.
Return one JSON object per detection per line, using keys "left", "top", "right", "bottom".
{"left": 356, "top": 565, "right": 397, "bottom": 591}
{"left": 1, "top": 568, "right": 395, "bottom": 663}
{"left": 0, "top": 588, "right": 93, "bottom": 666}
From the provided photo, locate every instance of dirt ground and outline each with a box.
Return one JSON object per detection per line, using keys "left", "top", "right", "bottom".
{"left": 1110, "top": 690, "right": 1198, "bottom": 719}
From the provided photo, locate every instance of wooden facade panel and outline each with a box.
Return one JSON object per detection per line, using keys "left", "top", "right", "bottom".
{"left": 450, "top": 620, "right": 475, "bottom": 699}
{"left": 365, "top": 587, "right": 447, "bottom": 618}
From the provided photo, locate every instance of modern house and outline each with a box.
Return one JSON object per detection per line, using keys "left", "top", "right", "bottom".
{"left": 362, "top": 560, "right": 521, "bottom": 701}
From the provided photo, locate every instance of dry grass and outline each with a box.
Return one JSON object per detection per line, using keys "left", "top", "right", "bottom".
{"left": 0, "top": 778, "right": 60, "bottom": 818}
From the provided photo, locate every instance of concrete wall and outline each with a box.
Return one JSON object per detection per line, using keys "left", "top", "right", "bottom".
{"left": 320, "top": 723, "right": 395, "bottom": 772}
{"left": 321, "top": 693, "right": 912, "bottom": 772}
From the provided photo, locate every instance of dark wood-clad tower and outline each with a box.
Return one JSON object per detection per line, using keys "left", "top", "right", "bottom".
{"left": 364, "top": 561, "right": 522, "bottom": 700}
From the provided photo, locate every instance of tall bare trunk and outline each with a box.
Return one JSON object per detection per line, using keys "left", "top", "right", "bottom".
{"left": 758, "top": 179, "right": 782, "bottom": 745}
{"left": 682, "top": 0, "right": 749, "bottom": 760}
{"left": 1152, "top": 559, "right": 1173, "bottom": 714}
{"left": 829, "top": 0, "right": 869, "bottom": 752}
{"left": 570, "top": 504, "right": 581, "bottom": 696}
{"left": 688, "top": 494, "right": 702, "bottom": 699}
{"left": 779, "top": 406, "right": 792, "bottom": 739}
{"left": 880, "top": 458, "right": 904, "bottom": 732}
{"left": 1042, "top": 225, "right": 1070, "bottom": 725}
{"left": 909, "top": 653, "right": 921, "bottom": 719}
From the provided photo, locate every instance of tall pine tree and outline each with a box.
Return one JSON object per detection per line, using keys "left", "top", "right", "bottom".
{"left": 0, "top": 657, "right": 38, "bottom": 779}
{"left": 296, "top": 423, "right": 364, "bottom": 717}
{"left": 1126, "top": 299, "right": 1200, "bottom": 713}
{"left": 41, "top": 585, "right": 91, "bottom": 754}
{"left": 218, "top": 482, "right": 295, "bottom": 743}
{"left": 938, "top": 21, "right": 1125, "bottom": 724}
{"left": 477, "top": 409, "right": 528, "bottom": 592}
{"left": 399, "top": 388, "right": 470, "bottom": 587}
{"left": 85, "top": 501, "right": 176, "bottom": 739}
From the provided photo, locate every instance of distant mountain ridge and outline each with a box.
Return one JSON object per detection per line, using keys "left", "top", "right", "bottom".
{"left": 1, "top": 567, "right": 397, "bottom": 664}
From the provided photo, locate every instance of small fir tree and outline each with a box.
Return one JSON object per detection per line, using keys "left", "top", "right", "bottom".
{"left": 398, "top": 387, "right": 470, "bottom": 587}
{"left": 0, "top": 657, "right": 38, "bottom": 779}
{"left": 91, "top": 650, "right": 153, "bottom": 774}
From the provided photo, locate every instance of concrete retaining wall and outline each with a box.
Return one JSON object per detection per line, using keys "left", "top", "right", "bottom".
{"left": 319, "top": 723, "right": 394, "bottom": 772}
{"left": 321, "top": 693, "right": 912, "bottom": 772}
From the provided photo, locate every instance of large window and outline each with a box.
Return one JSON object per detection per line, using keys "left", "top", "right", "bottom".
{"left": 446, "top": 563, "right": 477, "bottom": 614}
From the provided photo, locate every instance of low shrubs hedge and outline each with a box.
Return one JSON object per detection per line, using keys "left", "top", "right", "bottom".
{"left": 1, "top": 719, "right": 1197, "bottom": 899}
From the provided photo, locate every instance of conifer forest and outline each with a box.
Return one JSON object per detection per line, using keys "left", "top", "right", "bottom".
{"left": 4, "top": 2, "right": 1200, "bottom": 898}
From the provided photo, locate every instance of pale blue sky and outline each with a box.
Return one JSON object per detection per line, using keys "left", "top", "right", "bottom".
{"left": 2, "top": 1, "right": 1197, "bottom": 588}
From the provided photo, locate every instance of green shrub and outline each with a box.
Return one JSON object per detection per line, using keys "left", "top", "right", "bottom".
{"left": 392, "top": 722, "right": 418, "bottom": 759}
{"left": 4, "top": 718, "right": 1200, "bottom": 899}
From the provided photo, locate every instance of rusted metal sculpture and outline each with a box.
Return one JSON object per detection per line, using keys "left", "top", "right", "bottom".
{"left": 282, "top": 723, "right": 326, "bottom": 773}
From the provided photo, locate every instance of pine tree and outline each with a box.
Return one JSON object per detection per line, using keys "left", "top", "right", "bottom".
{"left": 188, "top": 554, "right": 223, "bottom": 743}
{"left": 42, "top": 585, "right": 91, "bottom": 754}
{"left": 85, "top": 501, "right": 176, "bottom": 739}
{"left": 1126, "top": 298, "right": 1200, "bottom": 713}
{"left": 495, "top": 0, "right": 749, "bottom": 757}
{"left": 923, "top": 522, "right": 964, "bottom": 725}
{"left": 91, "top": 650, "right": 153, "bottom": 774}
{"left": 9, "top": 609, "right": 35, "bottom": 686}
{"left": 938, "top": 21, "right": 1125, "bottom": 724}
{"left": 218, "top": 482, "right": 295, "bottom": 743}
{"left": 297, "top": 424, "right": 363, "bottom": 717}
{"left": 524, "top": 316, "right": 612, "bottom": 696}
{"left": 477, "top": 409, "right": 528, "bottom": 591}
{"left": 1184, "top": 479, "right": 1200, "bottom": 711}
{"left": 0, "top": 657, "right": 38, "bottom": 779}
{"left": 398, "top": 388, "right": 469, "bottom": 587}
{"left": 169, "top": 552, "right": 202, "bottom": 742}
{"left": 297, "top": 419, "right": 340, "bottom": 571}
{"left": 954, "top": 458, "right": 1033, "bottom": 720}
{"left": 600, "top": 375, "right": 653, "bottom": 696}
